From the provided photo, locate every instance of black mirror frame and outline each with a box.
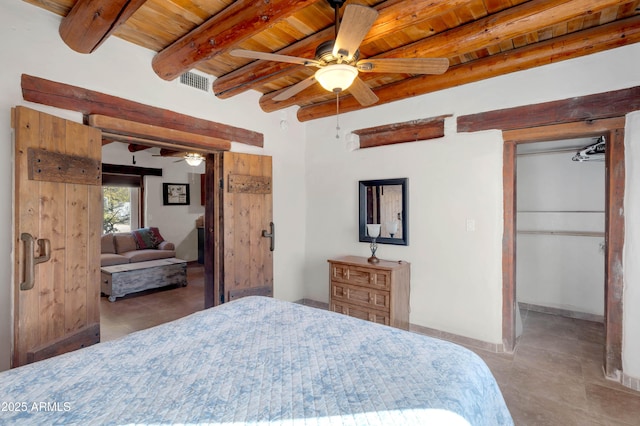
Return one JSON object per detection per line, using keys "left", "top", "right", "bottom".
{"left": 359, "top": 178, "right": 409, "bottom": 246}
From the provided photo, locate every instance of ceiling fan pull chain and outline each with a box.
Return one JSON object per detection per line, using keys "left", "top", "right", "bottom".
{"left": 335, "top": 92, "right": 341, "bottom": 139}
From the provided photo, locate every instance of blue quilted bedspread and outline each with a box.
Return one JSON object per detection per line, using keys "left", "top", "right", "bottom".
{"left": 0, "top": 296, "right": 512, "bottom": 425}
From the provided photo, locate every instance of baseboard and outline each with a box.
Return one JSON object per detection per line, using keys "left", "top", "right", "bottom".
{"left": 295, "top": 299, "right": 329, "bottom": 310}
{"left": 295, "top": 299, "right": 504, "bottom": 353}
{"left": 518, "top": 302, "right": 604, "bottom": 323}
{"left": 410, "top": 323, "right": 505, "bottom": 353}
{"left": 622, "top": 373, "right": 640, "bottom": 391}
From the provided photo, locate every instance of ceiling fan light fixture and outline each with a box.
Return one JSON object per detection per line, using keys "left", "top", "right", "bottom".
{"left": 184, "top": 153, "right": 204, "bottom": 167}
{"left": 315, "top": 64, "right": 358, "bottom": 92}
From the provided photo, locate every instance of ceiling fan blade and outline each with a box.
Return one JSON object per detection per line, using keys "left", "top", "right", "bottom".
{"left": 333, "top": 5, "right": 379, "bottom": 61}
{"left": 273, "top": 75, "right": 317, "bottom": 101}
{"left": 357, "top": 58, "right": 450, "bottom": 75}
{"left": 230, "top": 49, "right": 320, "bottom": 66}
{"left": 348, "top": 77, "right": 378, "bottom": 106}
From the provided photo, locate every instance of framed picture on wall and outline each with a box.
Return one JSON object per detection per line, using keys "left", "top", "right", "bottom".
{"left": 163, "top": 183, "right": 190, "bottom": 205}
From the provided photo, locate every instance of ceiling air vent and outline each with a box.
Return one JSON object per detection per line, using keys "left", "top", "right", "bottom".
{"left": 179, "top": 71, "right": 210, "bottom": 93}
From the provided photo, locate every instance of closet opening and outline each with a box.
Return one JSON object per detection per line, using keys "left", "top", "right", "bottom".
{"left": 502, "top": 118, "right": 625, "bottom": 379}
{"left": 514, "top": 136, "right": 606, "bottom": 358}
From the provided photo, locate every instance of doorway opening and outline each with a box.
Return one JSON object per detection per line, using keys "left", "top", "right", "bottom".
{"left": 99, "top": 142, "right": 207, "bottom": 341}
{"left": 514, "top": 137, "right": 606, "bottom": 359}
{"left": 502, "top": 118, "right": 625, "bottom": 378}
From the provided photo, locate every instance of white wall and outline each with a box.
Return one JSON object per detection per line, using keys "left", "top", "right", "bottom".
{"left": 516, "top": 143, "right": 605, "bottom": 316}
{"left": 624, "top": 111, "right": 640, "bottom": 382}
{"left": 0, "top": 2, "right": 307, "bottom": 372}
{"left": 303, "top": 41, "right": 640, "bottom": 356}
{"left": 102, "top": 143, "right": 205, "bottom": 261}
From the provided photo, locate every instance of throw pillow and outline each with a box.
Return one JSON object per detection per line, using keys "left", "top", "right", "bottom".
{"left": 131, "top": 227, "right": 165, "bottom": 249}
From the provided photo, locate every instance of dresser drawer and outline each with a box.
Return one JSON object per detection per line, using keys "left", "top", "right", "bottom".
{"left": 330, "top": 264, "right": 391, "bottom": 290}
{"left": 331, "top": 301, "right": 390, "bottom": 326}
{"left": 331, "top": 282, "right": 390, "bottom": 312}
{"left": 328, "top": 256, "right": 410, "bottom": 330}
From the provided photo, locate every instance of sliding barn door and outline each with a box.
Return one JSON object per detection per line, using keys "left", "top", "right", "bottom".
{"left": 12, "top": 106, "right": 102, "bottom": 367}
{"left": 213, "top": 152, "right": 273, "bottom": 305}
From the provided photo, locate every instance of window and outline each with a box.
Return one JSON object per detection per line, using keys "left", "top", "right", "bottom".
{"left": 101, "top": 163, "right": 163, "bottom": 235}
{"left": 103, "top": 186, "right": 139, "bottom": 233}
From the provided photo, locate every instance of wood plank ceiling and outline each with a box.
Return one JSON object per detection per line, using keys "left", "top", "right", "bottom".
{"left": 22, "top": 0, "right": 640, "bottom": 122}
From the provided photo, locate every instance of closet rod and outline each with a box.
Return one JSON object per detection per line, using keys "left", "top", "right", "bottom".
{"left": 517, "top": 230, "right": 604, "bottom": 237}
{"left": 516, "top": 147, "right": 580, "bottom": 156}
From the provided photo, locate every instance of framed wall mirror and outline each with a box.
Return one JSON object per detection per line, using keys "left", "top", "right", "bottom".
{"left": 359, "top": 178, "right": 408, "bottom": 246}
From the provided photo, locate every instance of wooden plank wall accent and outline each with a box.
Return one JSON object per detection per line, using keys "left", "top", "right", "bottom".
{"left": 353, "top": 115, "right": 451, "bottom": 149}
{"left": 21, "top": 74, "right": 264, "bottom": 147}
{"left": 458, "top": 85, "right": 640, "bottom": 132}
{"left": 59, "top": 0, "right": 147, "bottom": 54}
{"left": 228, "top": 174, "right": 272, "bottom": 194}
{"left": 27, "top": 148, "right": 101, "bottom": 186}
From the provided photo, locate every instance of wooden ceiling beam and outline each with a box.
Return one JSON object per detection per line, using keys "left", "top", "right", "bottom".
{"left": 213, "top": 28, "right": 332, "bottom": 99}
{"left": 294, "top": 15, "right": 640, "bottom": 121}
{"left": 152, "top": 0, "right": 320, "bottom": 81}
{"left": 386, "top": 0, "right": 628, "bottom": 60}
{"left": 159, "top": 149, "right": 185, "bottom": 157}
{"left": 59, "top": 0, "right": 147, "bottom": 54}
{"left": 213, "top": 0, "right": 470, "bottom": 98}
{"left": 127, "top": 144, "right": 150, "bottom": 153}
{"left": 260, "top": 0, "right": 629, "bottom": 113}
{"left": 21, "top": 74, "right": 263, "bottom": 147}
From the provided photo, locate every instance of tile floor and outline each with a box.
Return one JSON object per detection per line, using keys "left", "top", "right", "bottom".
{"left": 100, "top": 267, "right": 640, "bottom": 425}
{"left": 100, "top": 263, "right": 205, "bottom": 342}
{"left": 472, "top": 309, "right": 640, "bottom": 425}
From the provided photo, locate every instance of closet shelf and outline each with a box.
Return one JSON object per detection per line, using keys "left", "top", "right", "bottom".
{"left": 517, "top": 210, "right": 604, "bottom": 214}
{"left": 517, "top": 230, "right": 604, "bottom": 237}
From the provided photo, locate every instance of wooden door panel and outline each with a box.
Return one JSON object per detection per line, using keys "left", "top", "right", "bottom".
{"left": 217, "top": 152, "right": 273, "bottom": 304}
{"left": 13, "top": 106, "right": 102, "bottom": 367}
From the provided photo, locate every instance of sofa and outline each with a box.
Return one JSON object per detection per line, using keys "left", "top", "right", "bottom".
{"left": 101, "top": 227, "right": 176, "bottom": 267}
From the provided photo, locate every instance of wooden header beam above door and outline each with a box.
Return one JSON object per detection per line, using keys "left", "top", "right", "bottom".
{"left": 21, "top": 74, "right": 263, "bottom": 147}
{"left": 89, "top": 115, "right": 231, "bottom": 153}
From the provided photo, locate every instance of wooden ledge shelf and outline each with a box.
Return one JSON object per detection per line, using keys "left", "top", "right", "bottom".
{"left": 353, "top": 114, "right": 451, "bottom": 149}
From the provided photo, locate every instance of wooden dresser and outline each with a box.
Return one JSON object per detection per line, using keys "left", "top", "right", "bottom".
{"left": 328, "top": 256, "right": 410, "bottom": 330}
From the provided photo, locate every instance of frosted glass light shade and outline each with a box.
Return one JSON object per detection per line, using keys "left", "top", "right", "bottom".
{"left": 386, "top": 221, "right": 398, "bottom": 235}
{"left": 315, "top": 64, "right": 358, "bottom": 92}
{"left": 366, "top": 224, "right": 381, "bottom": 238}
{"left": 184, "top": 153, "right": 204, "bottom": 167}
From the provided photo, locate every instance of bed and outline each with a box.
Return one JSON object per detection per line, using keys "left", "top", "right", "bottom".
{"left": 0, "top": 296, "right": 513, "bottom": 425}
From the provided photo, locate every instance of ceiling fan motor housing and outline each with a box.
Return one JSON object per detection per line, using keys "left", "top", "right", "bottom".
{"left": 315, "top": 40, "right": 359, "bottom": 64}
{"left": 326, "top": 0, "right": 347, "bottom": 9}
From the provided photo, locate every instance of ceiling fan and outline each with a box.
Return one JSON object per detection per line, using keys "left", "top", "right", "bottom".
{"left": 153, "top": 149, "right": 205, "bottom": 166}
{"left": 230, "top": 0, "right": 450, "bottom": 107}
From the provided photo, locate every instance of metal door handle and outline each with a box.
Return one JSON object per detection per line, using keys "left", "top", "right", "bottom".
{"left": 20, "top": 233, "right": 51, "bottom": 291}
{"left": 261, "top": 222, "right": 275, "bottom": 252}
